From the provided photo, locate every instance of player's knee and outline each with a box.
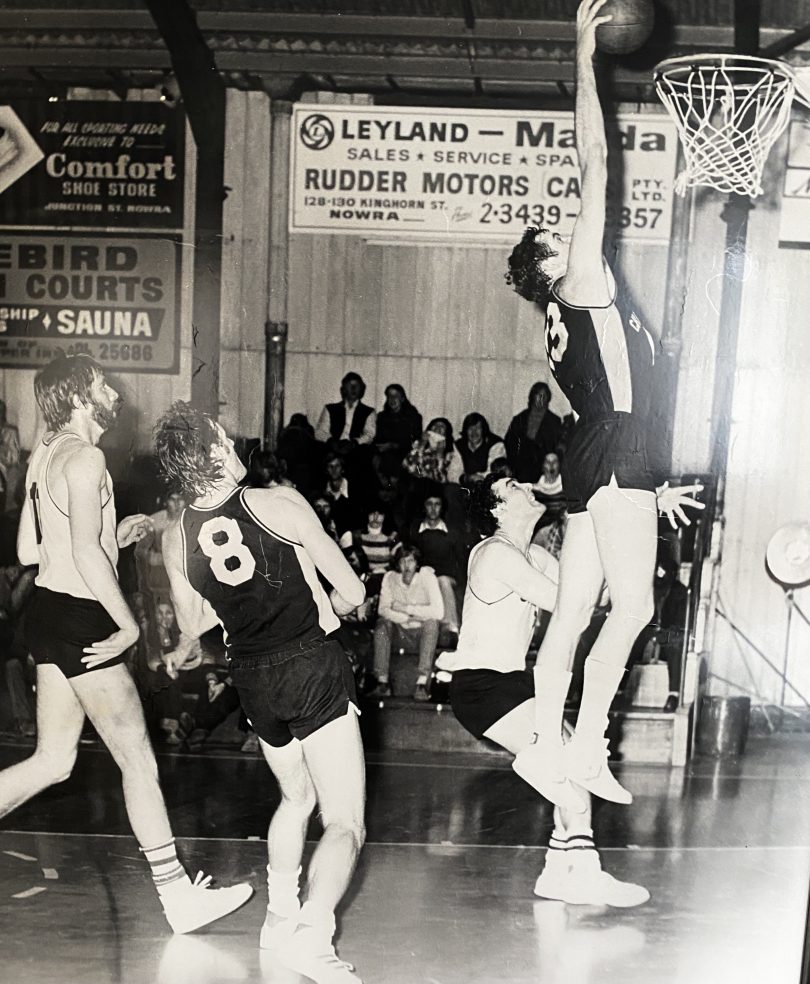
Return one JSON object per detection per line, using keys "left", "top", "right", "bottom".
{"left": 611, "top": 590, "right": 654, "bottom": 628}
{"left": 557, "top": 597, "right": 599, "bottom": 635}
{"left": 282, "top": 784, "right": 317, "bottom": 817}
{"left": 112, "top": 731, "right": 159, "bottom": 780}
{"left": 35, "top": 747, "right": 77, "bottom": 785}
{"left": 320, "top": 811, "right": 366, "bottom": 852}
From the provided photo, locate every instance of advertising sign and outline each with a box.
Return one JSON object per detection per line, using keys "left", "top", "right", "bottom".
{"left": 0, "top": 100, "right": 185, "bottom": 231}
{"left": 0, "top": 234, "right": 180, "bottom": 373}
{"left": 289, "top": 104, "right": 678, "bottom": 243}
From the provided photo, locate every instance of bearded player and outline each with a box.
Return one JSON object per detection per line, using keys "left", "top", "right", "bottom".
{"left": 156, "top": 402, "right": 367, "bottom": 984}
{"left": 2, "top": 354, "right": 252, "bottom": 933}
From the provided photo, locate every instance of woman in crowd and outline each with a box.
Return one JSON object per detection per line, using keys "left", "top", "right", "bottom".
{"left": 455, "top": 413, "right": 506, "bottom": 486}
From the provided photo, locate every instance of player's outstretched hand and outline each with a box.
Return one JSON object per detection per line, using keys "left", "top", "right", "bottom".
{"left": 577, "top": 0, "right": 613, "bottom": 57}
{"left": 657, "top": 482, "right": 705, "bottom": 530}
{"left": 117, "top": 513, "right": 154, "bottom": 548}
{"left": 82, "top": 624, "right": 139, "bottom": 668}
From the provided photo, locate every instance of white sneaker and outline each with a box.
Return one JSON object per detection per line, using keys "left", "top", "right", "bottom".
{"left": 534, "top": 852, "right": 649, "bottom": 908}
{"left": 161, "top": 872, "right": 254, "bottom": 934}
{"left": 512, "top": 738, "right": 588, "bottom": 813}
{"left": 555, "top": 851, "right": 649, "bottom": 907}
{"left": 564, "top": 737, "right": 633, "bottom": 805}
{"left": 276, "top": 923, "right": 362, "bottom": 984}
{"left": 259, "top": 910, "right": 299, "bottom": 950}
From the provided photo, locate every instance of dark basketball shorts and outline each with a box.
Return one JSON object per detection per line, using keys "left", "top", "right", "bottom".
{"left": 229, "top": 634, "right": 358, "bottom": 748}
{"left": 450, "top": 668, "right": 534, "bottom": 740}
{"left": 561, "top": 411, "right": 656, "bottom": 514}
{"left": 25, "top": 586, "right": 122, "bottom": 679}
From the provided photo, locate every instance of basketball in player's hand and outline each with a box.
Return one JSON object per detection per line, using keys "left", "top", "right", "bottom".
{"left": 595, "top": 0, "right": 655, "bottom": 54}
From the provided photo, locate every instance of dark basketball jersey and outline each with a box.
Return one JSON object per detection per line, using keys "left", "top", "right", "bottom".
{"left": 180, "top": 487, "right": 338, "bottom": 658}
{"left": 544, "top": 284, "right": 656, "bottom": 422}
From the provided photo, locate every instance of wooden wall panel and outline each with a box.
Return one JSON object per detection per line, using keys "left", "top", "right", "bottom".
{"left": 221, "top": 89, "right": 248, "bottom": 356}
{"left": 218, "top": 88, "right": 271, "bottom": 440}
{"left": 285, "top": 236, "right": 671, "bottom": 441}
{"left": 239, "top": 91, "right": 272, "bottom": 353}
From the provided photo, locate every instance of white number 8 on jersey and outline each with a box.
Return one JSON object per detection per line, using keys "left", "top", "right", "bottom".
{"left": 198, "top": 516, "right": 256, "bottom": 586}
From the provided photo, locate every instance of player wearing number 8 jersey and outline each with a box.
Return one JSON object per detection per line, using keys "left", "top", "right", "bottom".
{"left": 156, "top": 402, "right": 367, "bottom": 984}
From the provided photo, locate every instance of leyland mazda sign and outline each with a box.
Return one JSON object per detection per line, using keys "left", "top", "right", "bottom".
{"left": 289, "top": 104, "right": 677, "bottom": 243}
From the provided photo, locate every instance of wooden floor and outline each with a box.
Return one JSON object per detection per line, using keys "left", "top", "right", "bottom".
{"left": 1, "top": 733, "right": 809, "bottom": 984}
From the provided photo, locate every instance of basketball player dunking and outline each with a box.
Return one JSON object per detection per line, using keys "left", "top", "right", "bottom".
{"left": 2, "top": 355, "right": 252, "bottom": 933}
{"left": 505, "top": 0, "right": 703, "bottom": 807}
{"left": 156, "top": 402, "right": 367, "bottom": 984}
{"left": 439, "top": 474, "right": 649, "bottom": 906}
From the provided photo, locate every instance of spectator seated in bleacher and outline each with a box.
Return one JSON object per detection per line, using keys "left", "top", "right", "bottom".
{"left": 248, "top": 448, "right": 294, "bottom": 490}
{"left": 0, "top": 562, "right": 36, "bottom": 737}
{"left": 504, "top": 381, "right": 564, "bottom": 485}
{"left": 403, "top": 416, "right": 463, "bottom": 524}
{"left": 276, "top": 412, "right": 317, "bottom": 497}
{"left": 140, "top": 596, "right": 204, "bottom": 744}
{"left": 374, "top": 383, "right": 423, "bottom": 478}
{"left": 313, "top": 493, "right": 341, "bottom": 543}
{"left": 369, "top": 545, "right": 444, "bottom": 702}
{"left": 456, "top": 412, "right": 506, "bottom": 487}
{"left": 315, "top": 370, "right": 376, "bottom": 489}
{"left": 532, "top": 451, "right": 568, "bottom": 559}
{"left": 322, "top": 452, "right": 361, "bottom": 536}
{"left": 134, "top": 490, "right": 187, "bottom": 605}
{"left": 342, "top": 504, "right": 399, "bottom": 585}
{"left": 405, "top": 488, "right": 464, "bottom": 646}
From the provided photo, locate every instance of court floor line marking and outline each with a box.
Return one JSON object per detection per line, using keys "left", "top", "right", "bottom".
{"left": 3, "top": 739, "right": 806, "bottom": 782}
{"left": 12, "top": 886, "right": 46, "bottom": 899}
{"left": 1, "top": 831, "right": 809, "bottom": 852}
{"left": 3, "top": 850, "right": 36, "bottom": 861}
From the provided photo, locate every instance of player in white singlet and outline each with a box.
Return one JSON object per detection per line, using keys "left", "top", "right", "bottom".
{"left": 441, "top": 473, "right": 649, "bottom": 906}
{"left": 0, "top": 355, "right": 252, "bottom": 934}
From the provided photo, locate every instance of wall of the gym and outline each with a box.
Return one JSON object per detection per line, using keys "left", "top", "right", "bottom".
{"left": 705, "top": 125, "right": 810, "bottom": 707}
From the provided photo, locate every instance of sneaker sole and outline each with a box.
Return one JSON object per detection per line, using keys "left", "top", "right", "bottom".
{"left": 168, "top": 884, "right": 254, "bottom": 935}
{"left": 565, "top": 768, "right": 633, "bottom": 805}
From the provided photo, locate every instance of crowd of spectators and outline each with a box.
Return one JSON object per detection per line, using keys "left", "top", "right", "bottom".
{"left": 0, "top": 372, "right": 690, "bottom": 750}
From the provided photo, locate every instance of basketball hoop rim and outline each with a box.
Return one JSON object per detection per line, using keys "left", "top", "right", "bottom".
{"left": 654, "top": 52, "right": 797, "bottom": 88}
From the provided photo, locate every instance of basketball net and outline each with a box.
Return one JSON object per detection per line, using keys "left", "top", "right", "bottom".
{"left": 654, "top": 54, "right": 806, "bottom": 198}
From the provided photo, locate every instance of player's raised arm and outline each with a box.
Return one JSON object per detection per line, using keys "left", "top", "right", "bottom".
{"left": 559, "top": 0, "right": 615, "bottom": 307}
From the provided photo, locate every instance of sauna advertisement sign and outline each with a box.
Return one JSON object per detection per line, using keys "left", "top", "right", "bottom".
{"left": 290, "top": 104, "right": 677, "bottom": 242}
{"left": 0, "top": 234, "right": 180, "bottom": 373}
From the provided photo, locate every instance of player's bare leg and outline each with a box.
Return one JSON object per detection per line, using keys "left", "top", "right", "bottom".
{"left": 486, "top": 699, "right": 648, "bottom": 907}
{"left": 257, "top": 735, "right": 317, "bottom": 947}
{"left": 74, "top": 663, "right": 253, "bottom": 933}
{"left": 564, "top": 483, "right": 657, "bottom": 803}
{"left": 512, "top": 513, "right": 605, "bottom": 810}
{"left": 0, "top": 664, "right": 84, "bottom": 816}
{"left": 275, "top": 709, "right": 366, "bottom": 984}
